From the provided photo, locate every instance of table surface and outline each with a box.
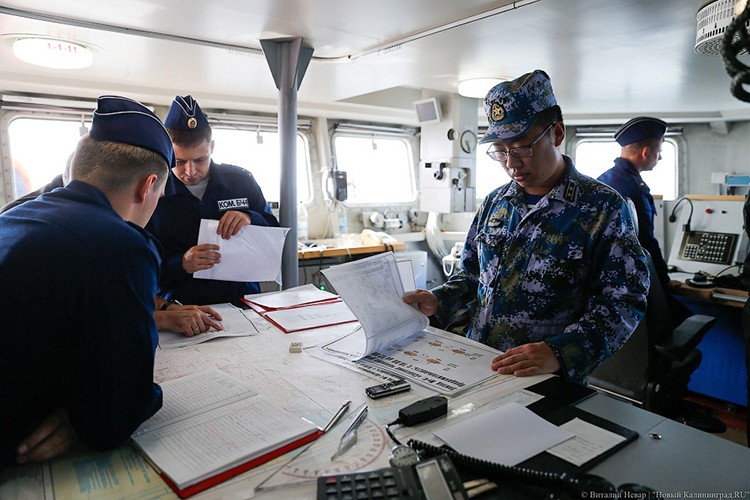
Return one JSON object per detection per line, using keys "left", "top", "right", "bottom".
{"left": 298, "top": 235, "right": 406, "bottom": 260}
{"left": 2, "top": 294, "right": 749, "bottom": 500}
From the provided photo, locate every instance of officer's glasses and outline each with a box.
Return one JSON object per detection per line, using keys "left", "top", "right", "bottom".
{"left": 486, "top": 122, "right": 555, "bottom": 163}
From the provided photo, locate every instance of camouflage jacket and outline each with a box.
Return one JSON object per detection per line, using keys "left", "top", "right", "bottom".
{"left": 432, "top": 159, "right": 649, "bottom": 384}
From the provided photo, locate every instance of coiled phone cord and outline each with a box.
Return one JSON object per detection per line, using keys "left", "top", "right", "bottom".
{"left": 407, "top": 438, "right": 617, "bottom": 496}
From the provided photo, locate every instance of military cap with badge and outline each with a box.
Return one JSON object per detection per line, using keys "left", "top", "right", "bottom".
{"left": 480, "top": 69, "right": 558, "bottom": 144}
{"left": 164, "top": 95, "right": 210, "bottom": 131}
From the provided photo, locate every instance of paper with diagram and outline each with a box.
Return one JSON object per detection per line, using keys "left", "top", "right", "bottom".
{"left": 318, "top": 253, "right": 500, "bottom": 395}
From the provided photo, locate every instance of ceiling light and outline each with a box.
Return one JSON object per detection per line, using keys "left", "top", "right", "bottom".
{"left": 457, "top": 78, "right": 504, "bottom": 98}
{"left": 695, "top": 0, "right": 749, "bottom": 55}
{"left": 12, "top": 36, "right": 93, "bottom": 69}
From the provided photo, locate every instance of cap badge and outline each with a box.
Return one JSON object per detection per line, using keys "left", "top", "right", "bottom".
{"left": 187, "top": 117, "right": 198, "bottom": 129}
{"left": 490, "top": 102, "right": 506, "bottom": 122}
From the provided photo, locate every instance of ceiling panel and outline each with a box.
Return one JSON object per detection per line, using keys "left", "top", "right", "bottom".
{"left": 0, "top": 0, "right": 748, "bottom": 123}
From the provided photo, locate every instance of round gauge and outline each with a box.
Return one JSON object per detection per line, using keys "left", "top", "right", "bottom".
{"left": 460, "top": 130, "right": 478, "bottom": 153}
{"left": 388, "top": 444, "right": 419, "bottom": 468}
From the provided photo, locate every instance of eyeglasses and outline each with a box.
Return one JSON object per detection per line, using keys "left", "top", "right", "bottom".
{"left": 486, "top": 122, "right": 556, "bottom": 162}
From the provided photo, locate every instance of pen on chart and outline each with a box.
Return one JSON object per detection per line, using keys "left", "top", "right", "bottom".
{"left": 322, "top": 400, "right": 351, "bottom": 433}
{"left": 331, "top": 404, "right": 368, "bottom": 460}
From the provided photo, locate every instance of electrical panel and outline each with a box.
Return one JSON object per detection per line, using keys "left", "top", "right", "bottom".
{"left": 676, "top": 231, "right": 738, "bottom": 266}
{"left": 417, "top": 92, "right": 477, "bottom": 214}
{"left": 666, "top": 197, "right": 747, "bottom": 275}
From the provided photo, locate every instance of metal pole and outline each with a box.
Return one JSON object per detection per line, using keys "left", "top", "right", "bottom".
{"left": 261, "top": 38, "right": 313, "bottom": 289}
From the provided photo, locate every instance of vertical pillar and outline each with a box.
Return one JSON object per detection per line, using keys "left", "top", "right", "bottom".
{"left": 261, "top": 38, "right": 313, "bottom": 289}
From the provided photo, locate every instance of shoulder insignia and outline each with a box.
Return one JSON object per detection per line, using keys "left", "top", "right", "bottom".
{"left": 564, "top": 180, "right": 578, "bottom": 202}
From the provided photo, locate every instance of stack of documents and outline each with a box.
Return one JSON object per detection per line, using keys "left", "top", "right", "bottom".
{"left": 243, "top": 284, "right": 358, "bottom": 333}
{"left": 131, "top": 369, "right": 322, "bottom": 498}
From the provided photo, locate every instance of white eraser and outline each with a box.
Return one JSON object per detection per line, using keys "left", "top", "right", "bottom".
{"left": 289, "top": 341, "right": 303, "bottom": 353}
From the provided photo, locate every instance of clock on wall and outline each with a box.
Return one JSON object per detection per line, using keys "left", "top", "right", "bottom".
{"left": 460, "top": 130, "right": 477, "bottom": 153}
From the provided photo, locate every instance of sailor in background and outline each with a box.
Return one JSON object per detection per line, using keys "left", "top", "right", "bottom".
{"left": 598, "top": 117, "right": 691, "bottom": 326}
{"left": 147, "top": 95, "right": 279, "bottom": 305}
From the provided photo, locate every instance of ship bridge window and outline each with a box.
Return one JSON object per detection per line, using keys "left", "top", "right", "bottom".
{"left": 210, "top": 128, "right": 310, "bottom": 204}
{"left": 4, "top": 113, "right": 311, "bottom": 207}
{"left": 574, "top": 138, "right": 678, "bottom": 200}
{"left": 475, "top": 149, "right": 511, "bottom": 199}
{"left": 7, "top": 117, "right": 91, "bottom": 198}
{"left": 333, "top": 133, "right": 416, "bottom": 205}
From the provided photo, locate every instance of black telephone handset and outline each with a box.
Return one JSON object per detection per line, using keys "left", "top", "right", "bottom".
{"left": 406, "top": 439, "right": 654, "bottom": 499}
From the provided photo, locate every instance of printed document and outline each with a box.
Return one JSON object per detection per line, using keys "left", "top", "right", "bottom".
{"left": 246, "top": 283, "right": 339, "bottom": 309}
{"left": 157, "top": 303, "right": 259, "bottom": 349}
{"left": 316, "top": 253, "right": 500, "bottom": 395}
{"left": 321, "top": 252, "right": 427, "bottom": 357}
{"left": 131, "top": 369, "right": 320, "bottom": 492}
{"left": 194, "top": 219, "right": 289, "bottom": 282}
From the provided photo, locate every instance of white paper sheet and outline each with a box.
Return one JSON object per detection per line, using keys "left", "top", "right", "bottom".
{"left": 545, "top": 417, "right": 626, "bottom": 466}
{"left": 321, "top": 253, "right": 428, "bottom": 358}
{"left": 194, "top": 219, "right": 289, "bottom": 282}
{"left": 246, "top": 284, "right": 339, "bottom": 309}
{"left": 158, "top": 303, "right": 259, "bottom": 349}
{"left": 312, "top": 326, "right": 500, "bottom": 395}
{"left": 434, "top": 402, "right": 574, "bottom": 466}
{"left": 264, "top": 301, "right": 357, "bottom": 332}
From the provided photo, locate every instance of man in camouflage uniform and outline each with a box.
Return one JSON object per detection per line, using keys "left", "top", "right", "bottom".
{"left": 405, "top": 70, "right": 649, "bottom": 384}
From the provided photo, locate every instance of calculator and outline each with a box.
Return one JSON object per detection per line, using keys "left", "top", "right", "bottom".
{"left": 317, "top": 454, "right": 468, "bottom": 500}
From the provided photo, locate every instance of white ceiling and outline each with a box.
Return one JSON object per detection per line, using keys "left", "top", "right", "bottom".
{"left": 0, "top": 0, "right": 748, "bottom": 125}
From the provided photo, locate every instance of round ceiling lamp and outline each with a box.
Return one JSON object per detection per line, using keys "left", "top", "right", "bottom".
{"left": 457, "top": 78, "right": 504, "bottom": 98}
{"left": 695, "top": 0, "right": 749, "bottom": 55}
{"left": 12, "top": 36, "right": 93, "bottom": 69}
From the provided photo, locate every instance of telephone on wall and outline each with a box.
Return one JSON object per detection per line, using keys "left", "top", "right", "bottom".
{"left": 441, "top": 241, "right": 463, "bottom": 277}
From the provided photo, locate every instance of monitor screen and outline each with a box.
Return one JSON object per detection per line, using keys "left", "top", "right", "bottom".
{"left": 414, "top": 98, "right": 442, "bottom": 124}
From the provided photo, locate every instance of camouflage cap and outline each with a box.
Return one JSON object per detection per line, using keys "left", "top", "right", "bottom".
{"left": 479, "top": 70, "right": 557, "bottom": 144}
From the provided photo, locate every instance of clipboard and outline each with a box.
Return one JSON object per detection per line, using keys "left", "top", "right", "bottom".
{"left": 525, "top": 376, "right": 597, "bottom": 417}
{"left": 518, "top": 406, "right": 639, "bottom": 473}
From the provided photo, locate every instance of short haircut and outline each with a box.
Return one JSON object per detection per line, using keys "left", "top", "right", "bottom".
{"left": 70, "top": 135, "right": 169, "bottom": 193}
{"left": 534, "top": 105, "right": 564, "bottom": 128}
{"left": 167, "top": 127, "right": 213, "bottom": 148}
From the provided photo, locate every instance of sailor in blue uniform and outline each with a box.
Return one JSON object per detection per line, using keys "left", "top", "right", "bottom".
{"left": 0, "top": 96, "right": 172, "bottom": 469}
{"left": 146, "top": 95, "right": 279, "bottom": 305}
{"left": 598, "top": 117, "right": 690, "bottom": 325}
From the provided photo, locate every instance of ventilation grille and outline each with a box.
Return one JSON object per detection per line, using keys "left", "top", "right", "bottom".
{"left": 695, "top": 0, "right": 749, "bottom": 55}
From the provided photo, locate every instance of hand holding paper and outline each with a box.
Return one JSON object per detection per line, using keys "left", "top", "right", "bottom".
{"left": 194, "top": 219, "right": 289, "bottom": 282}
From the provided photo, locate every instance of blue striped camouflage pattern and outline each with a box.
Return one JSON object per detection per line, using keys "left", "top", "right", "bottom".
{"left": 479, "top": 69, "right": 557, "bottom": 143}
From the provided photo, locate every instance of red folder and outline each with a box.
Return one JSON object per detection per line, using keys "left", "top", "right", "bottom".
{"left": 241, "top": 297, "right": 358, "bottom": 333}
{"left": 153, "top": 428, "right": 323, "bottom": 498}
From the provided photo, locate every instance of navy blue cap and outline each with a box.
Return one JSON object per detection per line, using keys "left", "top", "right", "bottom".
{"left": 614, "top": 117, "right": 667, "bottom": 146}
{"left": 90, "top": 95, "right": 174, "bottom": 167}
{"left": 164, "top": 95, "right": 210, "bottom": 131}
{"left": 480, "top": 70, "right": 557, "bottom": 144}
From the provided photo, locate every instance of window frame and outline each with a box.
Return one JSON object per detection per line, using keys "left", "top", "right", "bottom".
{"left": 570, "top": 132, "right": 681, "bottom": 201}
{"left": 2, "top": 110, "right": 93, "bottom": 202}
{"left": 209, "top": 125, "right": 312, "bottom": 205}
{"left": 331, "top": 128, "right": 418, "bottom": 207}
